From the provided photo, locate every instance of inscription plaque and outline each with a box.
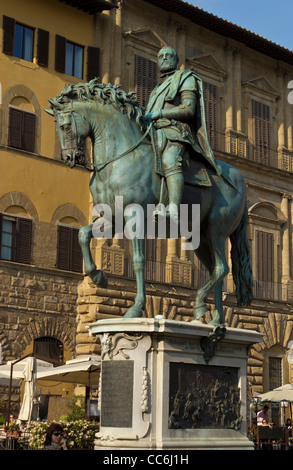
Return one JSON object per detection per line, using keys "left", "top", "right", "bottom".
{"left": 101, "top": 360, "right": 134, "bottom": 428}
{"left": 169, "top": 363, "right": 241, "bottom": 430}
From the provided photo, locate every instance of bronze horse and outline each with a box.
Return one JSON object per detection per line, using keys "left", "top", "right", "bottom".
{"left": 46, "top": 79, "right": 253, "bottom": 325}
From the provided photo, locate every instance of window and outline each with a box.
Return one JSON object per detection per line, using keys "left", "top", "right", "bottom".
{"left": 135, "top": 55, "right": 157, "bottom": 107}
{"left": 65, "top": 41, "right": 83, "bottom": 78}
{"left": 269, "top": 357, "right": 282, "bottom": 390}
{"left": 0, "top": 214, "right": 32, "bottom": 264}
{"left": 55, "top": 35, "right": 100, "bottom": 80}
{"left": 8, "top": 107, "right": 36, "bottom": 153}
{"left": 203, "top": 81, "right": 218, "bottom": 150}
{"left": 57, "top": 225, "right": 82, "bottom": 272}
{"left": 13, "top": 23, "right": 34, "bottom": 62}
{"left": 252, "top": 100, "right": 271, "bottom": 165}
{"left": 34, "top": 337, "right": 63, "bottom": 365}
{"left": 255, "top": 230, "right": 274, "bottom": 299}
{"left": 2, "top": 16, "right": 49, "bottom": 66}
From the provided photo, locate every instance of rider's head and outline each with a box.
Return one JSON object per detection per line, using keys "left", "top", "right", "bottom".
{"left": 157, "top": 46, "right": 178, "bottom": 74}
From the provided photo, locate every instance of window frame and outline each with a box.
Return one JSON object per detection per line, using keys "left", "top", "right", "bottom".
{"left": 0, "top": 213, "right": 32, "bottom": 264}
{"left": 0, "top": 215, "right": 17, "bottom": 262}
{"left": 65, "top": 40, "right": 84, "bottom": 79}
{"left": 13, "top": 22, "right": 34, "bottom": 62}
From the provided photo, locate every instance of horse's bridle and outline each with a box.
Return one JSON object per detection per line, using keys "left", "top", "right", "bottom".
{"left": 58, "top": 107, "right": 87, "bottom": 166}
{"left": 58, "top": 105, "right": 153, "bottom": 173}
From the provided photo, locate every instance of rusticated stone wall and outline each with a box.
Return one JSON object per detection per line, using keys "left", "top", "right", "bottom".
{"left": 0, "top": 262, "right": 81, "bottom": 363}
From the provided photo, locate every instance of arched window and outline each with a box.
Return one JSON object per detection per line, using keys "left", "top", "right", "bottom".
{"left": 33, "top": 337, "right": 63, "bottom": 365}
{"left": 1, "top": 85, "right": 41, "bottom": 154}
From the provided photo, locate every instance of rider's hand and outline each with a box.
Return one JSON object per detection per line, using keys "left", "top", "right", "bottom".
{"left": 142, "top": 110, "right": 161, "bottom": 125}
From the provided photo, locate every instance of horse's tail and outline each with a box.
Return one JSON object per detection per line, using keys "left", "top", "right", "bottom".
{"left": 230, "top": 202, "right": 254, "bottom": 306}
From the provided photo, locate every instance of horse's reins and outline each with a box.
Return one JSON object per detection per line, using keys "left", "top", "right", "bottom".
{"left": 72, "top": 112, "right": 153, "bottom": 173}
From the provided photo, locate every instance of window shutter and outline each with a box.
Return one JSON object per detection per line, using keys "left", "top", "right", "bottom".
{"left": 256, "top": 230, "right": 274, "bottom": 281}
{"left": 71, "top": 228, "right": 83, "bottom": 272}
{"left": 3, "top": 16, "right": 15, "bottom": 55}
{"left": 9, "top": 107, "right": 22, "bottom": 149}
{"left": 9, "top": 108, "right": 36, "bottom": 152}
{"left": 0, "top": 214, "right": 2, "bottom": 252}
{"left": 253, "top": 100, "right": 271, "bottom": 165}
{"left": 37, "top": 29, "right": 49, "bottom": 66}
{"left": 57, "top": 225, "right": 71, "bottom": 270}
{"left": 55, "top": 34, "right": 66, "bottom": 73}
{"left": 203, "top": 81, "right": 217, "bottom": 149}
{"left": 16, "top": 217, "right": 32, "bottom": 264}
{"left": 23, "top": 112, "right": 36, "bottom": 152}
{"left": 135, "top": 55, "right": 157, "bottom": 108}
{"left": 57, "top": 226, "right": 82, "bottom": 272}
{"left": 87, "top": 46, "right": 100, "bottom": 81}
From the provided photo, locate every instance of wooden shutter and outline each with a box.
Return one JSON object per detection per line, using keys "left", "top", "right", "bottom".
{"left": 256, "top": 231, "right": 274, "bottom": 281}
{"left": 252, "top": 100, "right": 271, "bottom": 165}
{"left": 203, "top": 81, "right": 217, "bottom": 149}
{"left": 9, "top": 107, "right": 22, "bottom": 148}
{"left": 55, "top": 34, "right": 66, "bottom": 73}
{"left": 2, "top": 16, "right": 15, "bottom": 55}
{"left": 37, "top": 28, "right": 49, "bottom": 66}
{"left": 9, "top": 108, "right": 36, "bottom": 152}
{"left": 87, "top": 46, "right": 100, "bottom": 81}
{"left": 71, "top": 228, "right": 83, "bottom": 272}
{"left": 0, "top": 213, "right": 2, "bottom": 256}
{"left": 57, "top": 225, "right": 82, "bottom": 272}
{"left": 23, "top": 112, "right": 36, "bottom": 152}
{"left": 57, "top": 225, "right": 71, "bottom": 270}
{"left": 135, "top": 55, "right": 157, "bottom": 108}
{"left": 16, "top": 217, "right": 32, "bottom": 264}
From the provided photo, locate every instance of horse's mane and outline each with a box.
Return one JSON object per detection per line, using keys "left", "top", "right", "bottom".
{"left": 55, "top": 78, "right": 144, "bottom": 129}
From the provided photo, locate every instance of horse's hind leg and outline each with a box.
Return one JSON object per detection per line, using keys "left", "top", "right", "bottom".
{"left": 78, "top": 224, "right": 108, "bottom": 288}
{"left": 194, "top": 234, "right": 228, "bottom": 326}
{"left": 124, "top": 237, "right": 145, "bottom": 318}
{"left": 193, "top": 236, "right": 214, "bottom": 321}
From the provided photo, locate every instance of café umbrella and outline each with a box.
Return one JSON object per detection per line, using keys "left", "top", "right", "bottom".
{"left": 259, "top": 384, "right": 293, "bottom": 424}
{"left": 260, "top": 384, "right": 293, "bottom": 403}
{"left": 36, "top": 355, "right": 101, "bottom": 386}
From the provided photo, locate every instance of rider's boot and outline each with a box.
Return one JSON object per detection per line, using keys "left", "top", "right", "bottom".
{"left": 152, "top": 173, "right": 184, "bottom": 243}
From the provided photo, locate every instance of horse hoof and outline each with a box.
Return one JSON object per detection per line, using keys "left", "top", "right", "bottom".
{"left": 209, "top": 310, "right": 223, "bottom": 327}
{"left": 124, "top": 306, "right": 143, "bottom": 318}
{"left": 90, "top": 270, "right": 108, "bottom": 288}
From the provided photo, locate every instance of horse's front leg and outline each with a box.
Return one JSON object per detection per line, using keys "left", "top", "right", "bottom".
{"left": 78, "top": 225, "right": 108, "bottom": 288}
{"left": 124, "top": 237, "right": 145, "bottom": 318}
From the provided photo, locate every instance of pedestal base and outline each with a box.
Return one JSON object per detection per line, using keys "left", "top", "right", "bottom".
{"left": 88, "top": 317, "right": 262, "bottom": 450}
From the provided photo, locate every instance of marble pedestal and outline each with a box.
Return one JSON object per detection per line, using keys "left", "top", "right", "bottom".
{"left": 87, "top": 317, "right": 262, "bottom": 450}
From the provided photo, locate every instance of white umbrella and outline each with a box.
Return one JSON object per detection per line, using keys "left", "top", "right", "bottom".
{"left": 259, "top": 384, "right": 293, "bottom": 402}
{"left": 36, "top": 355, "right": 101, "bottom": 386}
{"left": 18, "top": 357, "right": 36, "bottom": 423}
{"left": 0, "top": 358, "right": 53, "bottom": 387}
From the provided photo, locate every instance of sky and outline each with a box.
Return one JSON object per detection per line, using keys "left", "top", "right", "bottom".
{"left": 187, "top": 0, "right": 293, "bottom": 52}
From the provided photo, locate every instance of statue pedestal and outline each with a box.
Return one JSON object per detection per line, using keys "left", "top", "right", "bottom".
{"left": 88, "top": 317, "right": 262, "bottom": 450}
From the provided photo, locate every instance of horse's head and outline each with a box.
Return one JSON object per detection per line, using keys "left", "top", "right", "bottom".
{"left": 45, "top": 98, "right": 90, "bottom": 168}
